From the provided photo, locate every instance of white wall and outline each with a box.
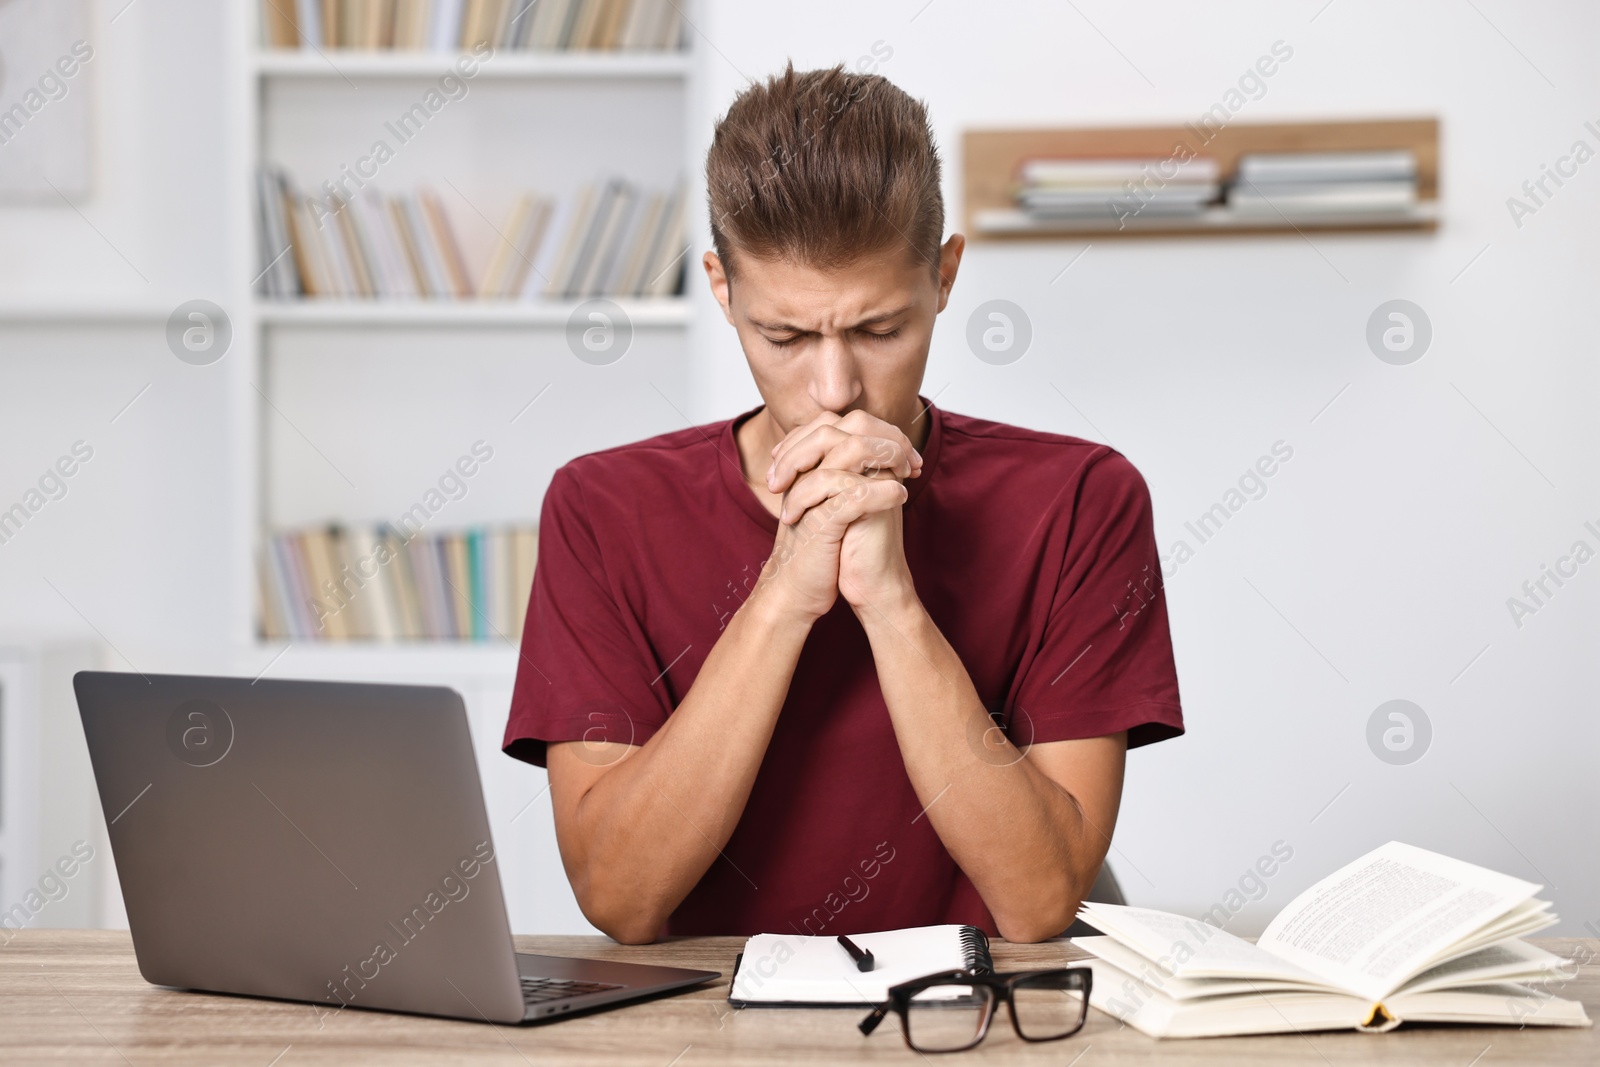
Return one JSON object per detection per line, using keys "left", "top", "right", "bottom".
{"left": 0, "top": 0, "right": 239, "bottom": 663}
{"left": 1, "top": 0, "right": 1596, "bottom": 937}
{"left": 685, "top": 0, "right": 1600, "bottom": 934}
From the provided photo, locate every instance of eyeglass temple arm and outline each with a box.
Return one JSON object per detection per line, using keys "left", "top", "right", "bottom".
{"left": 858, "top": 1002, "right": 891, "bottom": 1036}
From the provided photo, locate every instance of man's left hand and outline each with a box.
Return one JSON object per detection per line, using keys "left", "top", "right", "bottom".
{"left": 766, "top": 410, "right": 922, "bottom": 612}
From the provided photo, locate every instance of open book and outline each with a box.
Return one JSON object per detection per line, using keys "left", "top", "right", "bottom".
{"left": 1073, "top": 841, "right": 1590, "bottom": 1038}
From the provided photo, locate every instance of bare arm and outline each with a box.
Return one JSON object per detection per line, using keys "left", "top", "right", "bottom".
{"left": 854, "top": 589, "right": 1127, "bottom": 943}
{"left": 545, "top": 455, "right": 914, "bottom": 943}
{"left": 769, "top": 410, "right": 1128, "bottom": 943}
{"left": 546, "top": 588, "right": 809, "bottom": 944}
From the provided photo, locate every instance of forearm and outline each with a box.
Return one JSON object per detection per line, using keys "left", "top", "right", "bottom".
{"left": 557, "top": 582, "right": 812, "bottom": 941}
{"left": 856, "top": 593, "right": 1110, "bottom": 941}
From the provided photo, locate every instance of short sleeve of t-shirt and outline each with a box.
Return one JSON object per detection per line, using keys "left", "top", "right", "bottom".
{"left": 1011, "top": 451, "right": 1183, "bottom": 749}
{"left": 502, "top": 464, "right": 671, "bottom": 767}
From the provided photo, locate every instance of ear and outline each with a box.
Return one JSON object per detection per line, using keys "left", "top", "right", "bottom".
{"left": 935, "top": 233, "right": 965, "bottom": 313}
{"left": 703, "top": 251, "right": 736, "bottom": 325}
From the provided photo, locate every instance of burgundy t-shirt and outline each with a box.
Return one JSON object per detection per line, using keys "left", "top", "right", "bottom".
{"left": 503, "top": 401, "right": 1183, "bottom": 938}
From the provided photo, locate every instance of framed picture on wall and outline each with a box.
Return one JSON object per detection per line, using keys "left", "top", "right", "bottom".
{"left": 0, "top": 0, "right": 92, "bottom": 199}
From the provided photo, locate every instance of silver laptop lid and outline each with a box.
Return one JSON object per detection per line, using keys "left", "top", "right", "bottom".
{"left": 74, "top": 671, "right": 527, "bottom": 1024}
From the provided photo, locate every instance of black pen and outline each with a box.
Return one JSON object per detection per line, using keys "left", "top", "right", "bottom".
{"left": 837, "top": 934, "right": 874, "bottom": 972}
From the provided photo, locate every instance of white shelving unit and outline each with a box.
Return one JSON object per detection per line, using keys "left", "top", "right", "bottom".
{"left": 231, "top": 1, "right": 701, "bottom": 677}
{"left": 224, "top": 1, "right": 704, "bottom": 936}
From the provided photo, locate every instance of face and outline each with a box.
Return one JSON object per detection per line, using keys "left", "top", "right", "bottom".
{"left": 704, "top": 236, "right": 964, "bottom": 440}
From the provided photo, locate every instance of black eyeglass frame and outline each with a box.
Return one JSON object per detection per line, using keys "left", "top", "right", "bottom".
{"left": 857, "top": 966, "right": 1093, "bottom": 1053}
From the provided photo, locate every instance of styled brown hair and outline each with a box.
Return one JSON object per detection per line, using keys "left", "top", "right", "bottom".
{"left": 705, "top": 60, "right": 944, "bottom": 282}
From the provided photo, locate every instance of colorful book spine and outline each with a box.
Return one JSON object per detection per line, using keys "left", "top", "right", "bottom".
{"left": 258, "top": 523, "right": 539, "bottom": 642}
{"left": 255, "top": 170, "right": 686, "bottom": 302}
{"left": 262, "top": 0, "right": 685, "bottom": 51}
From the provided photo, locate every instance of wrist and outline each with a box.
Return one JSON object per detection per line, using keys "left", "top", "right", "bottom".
{"left": 850, "top": 582, "right": 925, "bottom": 634}
{"left": 740, "top": 579, "right": 824, "bottom": 634}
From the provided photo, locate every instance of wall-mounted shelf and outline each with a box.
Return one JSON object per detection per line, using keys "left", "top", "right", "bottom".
{"left": 964, "top": 117, "right": 1439, "bottom": 240}
{"left": 0, "top": 300, "right": 178, "bottom": 323}
{"left": 252, "top": 49, "right": 692, "bottom": 79}
{"left": 974, "top": 201, "right": 1439, "bottom": 236}
{"left": 256, "top": 298, "right": 691, "bottom": 327}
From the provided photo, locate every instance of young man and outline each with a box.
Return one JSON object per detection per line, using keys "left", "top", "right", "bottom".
{"left": 503, "top": 63, "right": 1182, "bottom": 944}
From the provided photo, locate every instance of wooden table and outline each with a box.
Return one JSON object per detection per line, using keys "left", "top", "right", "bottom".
{"left": 2, "top": 931, "right": 1595, "bottom": 1064}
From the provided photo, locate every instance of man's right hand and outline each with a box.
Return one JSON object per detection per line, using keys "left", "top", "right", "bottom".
{"left": 754, "top": 467, "right": 909, "bottom": 624}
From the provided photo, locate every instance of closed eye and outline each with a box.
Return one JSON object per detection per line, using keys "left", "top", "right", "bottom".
{"left": 761, "top": 328, "right": 901, "bottom": 348}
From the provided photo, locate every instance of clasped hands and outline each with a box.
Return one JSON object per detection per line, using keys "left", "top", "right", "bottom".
{"left": 758, "top": 410, "right": 924, "bottom": 622}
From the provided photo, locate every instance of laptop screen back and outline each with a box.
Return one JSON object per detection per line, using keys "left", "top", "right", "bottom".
{"left": 74, "top": 671, "right": 526, "bottom": 1023}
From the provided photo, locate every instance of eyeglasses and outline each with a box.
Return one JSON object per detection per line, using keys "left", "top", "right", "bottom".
{"left": 857, "top": 967, "right": 1092, "bottom": 1053}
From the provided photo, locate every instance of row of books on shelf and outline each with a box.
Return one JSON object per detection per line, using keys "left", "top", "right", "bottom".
{"left": 995, "top": 148, "right": 1420, "bottom": 229}
{"left": 261, "top": 0, "right": 685, "bottom": 52}
{"left": 1228, "top": 149, "right": 1418, "bottom": 215}
{"left": 255, "top": 168, "right": 687, "bottom": 300}
{"left": 260, "top": 523, "right": 539, "bottom": 641}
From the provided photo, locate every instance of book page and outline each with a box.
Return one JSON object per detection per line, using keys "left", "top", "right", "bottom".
{"left": 1071, "top": 936, "right": 1332, "bottom": 1000}
{"left": 1077, "top": 904, "right": 1331, "bottom": 985}
{"left": 1398, "top": 939, "right": 1571, "bottom": 996}
{"left": 1259, "top": 842, "right": 1542, "bottom": 1000}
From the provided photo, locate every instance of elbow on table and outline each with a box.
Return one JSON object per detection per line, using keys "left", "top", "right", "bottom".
{"left": 575, "top": 887, "right": 671, "bottom": 945}
{"left": 600, "top": 919, "right": 663, "bottom": 946}
{"left": 991, "top": 879, "right": 1088, "bottom": 944}
{"left": 994, "top": 912, "right": 1072, "bottom": 945}
{"left": 586, "top": 904, "right": 666, "bottom": 945}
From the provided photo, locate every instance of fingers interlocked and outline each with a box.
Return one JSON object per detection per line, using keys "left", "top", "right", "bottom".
{"left": 765, "top": 410, "right": 923, "bottom": 503}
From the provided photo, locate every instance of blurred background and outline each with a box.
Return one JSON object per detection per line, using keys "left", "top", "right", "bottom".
{"left": 0, "top": 0, "right": 1595, "bottom": 939}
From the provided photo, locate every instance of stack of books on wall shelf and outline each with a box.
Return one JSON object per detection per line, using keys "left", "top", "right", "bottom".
{"left": 260, "top": 0, "right": 685, "bottom": 52}
{"left": 1018, "top": 157, "right": 1222, "bottom": 219}
{"left": 255, "top": 167, "right": 687, "bottom": 301}
{"left": 1226, "top": 150, "right": 1418, "bottom": 218}
{"left": 259, "top": 523, "right": 539, "bottom": 642}
{"left": 974, "top": 156, "right": 1221, "bottom": 234}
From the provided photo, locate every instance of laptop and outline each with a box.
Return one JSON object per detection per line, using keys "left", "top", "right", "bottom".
{"left": 73, "top": 670, "right": 719, "bottom": 1024}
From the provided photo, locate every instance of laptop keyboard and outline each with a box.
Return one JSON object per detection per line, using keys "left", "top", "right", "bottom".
{"left": 520, "top": 976, "right": 625, "bottom": 1004}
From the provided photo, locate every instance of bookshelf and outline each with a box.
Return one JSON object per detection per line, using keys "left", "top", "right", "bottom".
{"left": 253, "top": 49, "right": 694, "bottom": 78}
{"left": 232, "top": 0, "right": 701, "bottom": 671}
{"left": 256, "top": 297, "right": 690, "bottom": 326}
{"left": 964, "top": 117, "right": 1440, "bottom": 240}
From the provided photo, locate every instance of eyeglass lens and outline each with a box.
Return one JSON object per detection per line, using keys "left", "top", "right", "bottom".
{"left": 1009, "top": 971, "right": 1088, "bottom": 1040}
{"left": 905, "top": 982, "right": 994, "bottom": 1052}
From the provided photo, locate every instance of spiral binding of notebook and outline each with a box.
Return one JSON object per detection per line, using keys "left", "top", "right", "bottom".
{"left": 958, "top": 924, "right": 994, "bottom": 974}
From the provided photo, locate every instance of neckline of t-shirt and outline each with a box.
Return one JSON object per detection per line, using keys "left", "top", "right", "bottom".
{"left": 717, "top": 397, "right": 946, "bottom": 535}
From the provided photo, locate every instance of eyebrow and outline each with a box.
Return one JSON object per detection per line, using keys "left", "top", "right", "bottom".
{"left": 748, "top": 302, "right": 916, "bottom": 334}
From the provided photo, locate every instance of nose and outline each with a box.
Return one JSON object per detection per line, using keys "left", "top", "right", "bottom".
{"left": 809, "top": 335, "right": 862, "bottom": 414}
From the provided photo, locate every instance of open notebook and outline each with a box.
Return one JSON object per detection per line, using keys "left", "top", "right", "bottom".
{"left": 728, "top": 924, "right": 992, "bottom": 1007}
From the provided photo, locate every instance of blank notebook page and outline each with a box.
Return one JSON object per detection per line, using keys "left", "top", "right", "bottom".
{"left": 729, "top": 924, "right": 987, "bottom": 1004}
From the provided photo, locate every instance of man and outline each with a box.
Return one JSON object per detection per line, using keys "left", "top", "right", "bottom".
{"left": 503, "top": 62, "right": 1182, "bottom": 945}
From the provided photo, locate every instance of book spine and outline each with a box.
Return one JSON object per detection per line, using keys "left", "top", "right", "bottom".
{"left": 419, "top": 188, "right": 474, "bottom": 297}
{"left": 467, "top": 526, "right": 485, "bottom": 640}
{"left": 511, "top": 526, "right": 538, "bottom": 640}
{"left": 262, "top": 0, "right": 302, "bottom": 48}
{"left": 296, "top": 0, "right": 323, "bottom": 48}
